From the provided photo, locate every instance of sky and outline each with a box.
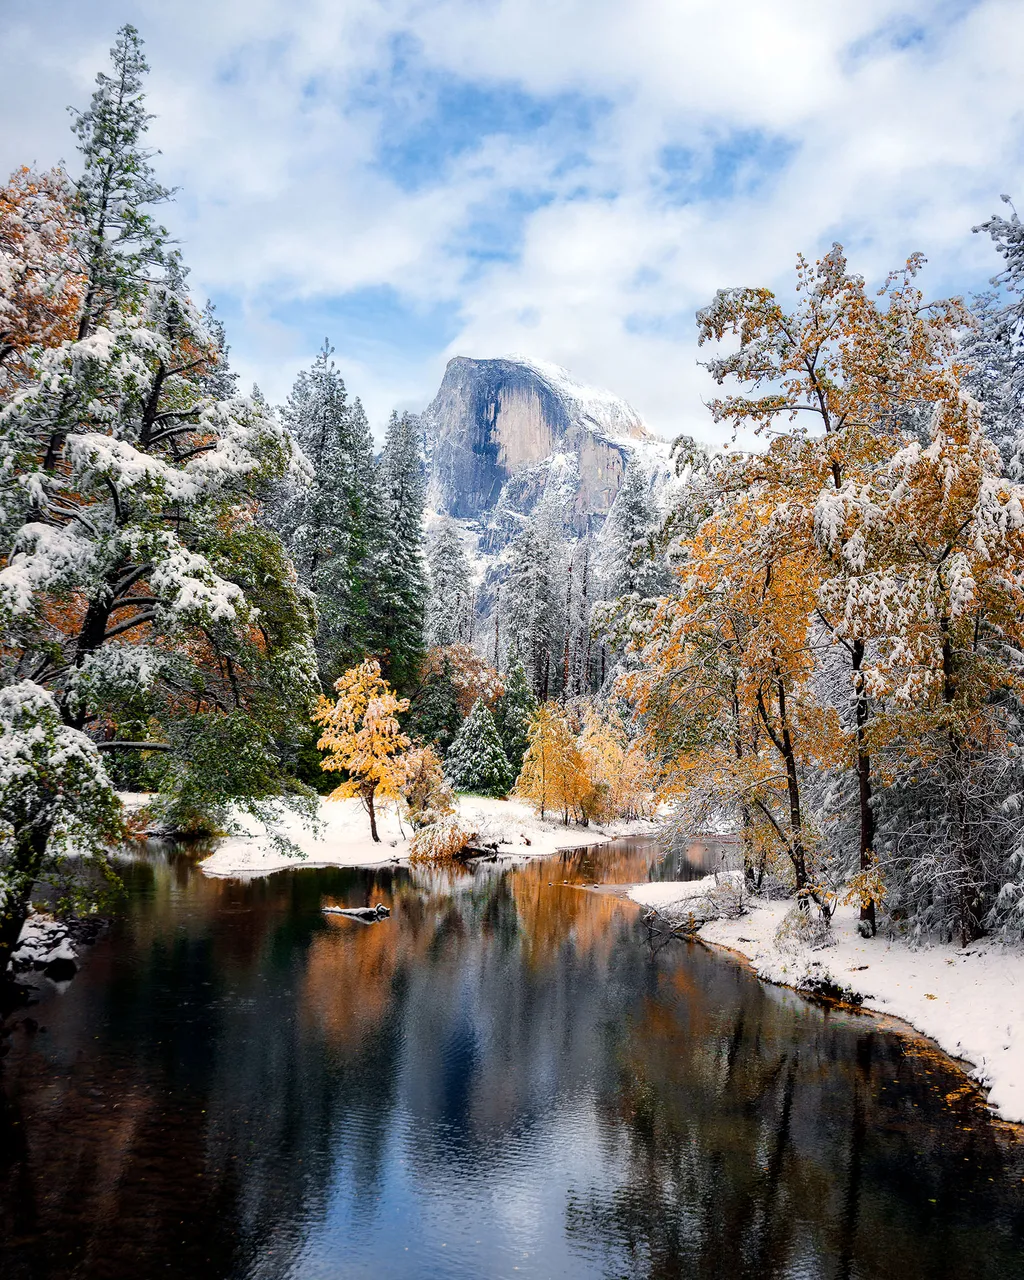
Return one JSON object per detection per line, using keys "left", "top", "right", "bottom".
{"left": 1, "top": 0, "right": 1022, "bottom": 443}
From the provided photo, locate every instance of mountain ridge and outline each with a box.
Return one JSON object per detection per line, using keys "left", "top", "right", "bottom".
{"left": 421, "top": 355, "right": 663, "bottom": 542}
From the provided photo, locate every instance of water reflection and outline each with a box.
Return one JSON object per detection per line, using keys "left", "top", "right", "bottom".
{"left": 0, "top": 840, "right": 1022, "bottom": 1280}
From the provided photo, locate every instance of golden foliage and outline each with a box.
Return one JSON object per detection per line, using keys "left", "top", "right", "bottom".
{"left": 399, "top": 744, "right": 455, "bottom": 829}
{"left": 313, "top": 658, "right": 410, "bottom": 840}
{"left": 627, "top": 244, "right": 983, "bottom": 903}
{"left": 577, "top": 707, "right": 655, "bottom": 821}
{"left": 409, "top": 814, "right": 472, "bottom": 863}
{"left": 515, "top": 703, "right": 590, "bottom": 824}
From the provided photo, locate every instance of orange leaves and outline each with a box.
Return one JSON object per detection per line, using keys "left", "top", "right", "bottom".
{"left": 514, "top": 703, "right": 590, "bottom": 824}
{"left": 697, "top": 243, "right": 968, "bottom": 448}
{"left": 0, "top": 166, "right": 84, "bottom": 394}
{"left": 420, "top": 644, "right": 502, "bottom": 715}
{"left": 313, "top": 657, "right": 410, "bottom": 812}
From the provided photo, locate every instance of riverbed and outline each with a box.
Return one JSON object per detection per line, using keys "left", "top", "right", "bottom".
{"left": 1, "top": 837, "right": 1023, "bottom": 1279}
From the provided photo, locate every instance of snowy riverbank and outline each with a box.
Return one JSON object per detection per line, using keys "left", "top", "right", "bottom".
{"left": 199, "top": 795, "right": 657, "bottom": 878}
{"left": 628, "top": 880, "right": 1024, "bottom": 1125}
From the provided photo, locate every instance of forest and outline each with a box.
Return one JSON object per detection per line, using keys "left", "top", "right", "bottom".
{"left": 4, "top": 23, "right": 1024, "bottom": 975}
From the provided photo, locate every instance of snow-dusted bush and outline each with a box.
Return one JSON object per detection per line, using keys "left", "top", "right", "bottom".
{"left": 775, "top": 905, "right": 835, "bottom": 951}
{"left": 410, "top": 814, "right": 471, "bottom": 863}
{"left": 399, "top": 745, "right": 455, "bottom": 829}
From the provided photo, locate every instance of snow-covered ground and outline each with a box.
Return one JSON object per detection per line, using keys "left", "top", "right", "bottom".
{"left": 629, "top": 882, "right": 1024, "bottom": 1125}
{"left": 199, "top": 795, "right": 656, "bottom": 879}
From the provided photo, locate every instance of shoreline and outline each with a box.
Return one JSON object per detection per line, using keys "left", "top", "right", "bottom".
{"left": 627, "top": 880, "right": 1024, "bottom": 1127}
{"left": 197, "top": 794, "right": 658, "bottom": 879}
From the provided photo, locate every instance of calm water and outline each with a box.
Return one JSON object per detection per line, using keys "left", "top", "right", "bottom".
{"left": 1, "top": 837, "right": 1023, "bottom": 1280}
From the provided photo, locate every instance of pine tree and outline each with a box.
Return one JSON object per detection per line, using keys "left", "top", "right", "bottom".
{"left": 0, "top": 28, "right": 318, "bottom": 968}
{"left": 492, "top": 658, "right": 537, "bottom": 777}
{"left": 408, "top": 653, "right": 463, "bottom": 755}
{"left": 425, "top": 519, "right": 473, "bottom": 647}
{"left": 345, "top": 396, "right": 380, "bottom": 653}
{"left": 70, "top": 24, "right": 172, "bottom": 338}
{"left": 367, "top": 410, "right": 427, "bottom": 691}
{"left": 445, "top": 698, "right": 514, "bottom": 797}
{"left": 266, "top": 340, "right": 362, "bottom": 685}
{"left": 601, "top": 458, "right": 670, "bottom": 600}
{"left": 502, "top": 520, "right": 563, "bottom": 699}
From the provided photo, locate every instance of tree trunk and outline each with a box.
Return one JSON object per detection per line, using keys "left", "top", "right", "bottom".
{"left": 776, "top": 681, "right": 808, "bottom": 894}
{"left": 562, "top": 559, "right": 572, "bottom": 701}
{"left": 941, "top": 617, "right": 983, "bottom": 946}
{"left": 365, "top": 784, "right": 380, "bottom": 843}
{"left": 851, "top": 638, "right": 876, "bottom": 935}
{"left": 731, "top": 677, "right": 757, "bottom": 889}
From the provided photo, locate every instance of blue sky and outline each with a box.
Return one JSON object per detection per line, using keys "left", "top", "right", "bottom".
{"left": 1, "top": 0, "right": 1022, "bottom": 441}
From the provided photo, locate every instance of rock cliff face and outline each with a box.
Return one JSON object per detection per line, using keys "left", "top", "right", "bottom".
{"left": 422, "top": 356, "right": 654, "bottom": 537}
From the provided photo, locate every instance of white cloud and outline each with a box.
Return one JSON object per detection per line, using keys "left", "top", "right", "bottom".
{"left": 0, "top": 0, "right": 1021, "bottom": 441}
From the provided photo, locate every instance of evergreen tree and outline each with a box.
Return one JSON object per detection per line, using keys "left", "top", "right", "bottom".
{"left": 425, "top": 519, "right": 473, "bottom": 647}
{"left": 601, "top": 458, "right": 671, "bottom": 599}
{"left": 199, "top": 299, "right": 239, "bottom": 400}
{"left": 445, "top": 698, "right": 514, "bottom": 796}
{"left": 345, "top": 396, "right": 380, "bottom": 651}
{"left": 367, "top": 410, "right": 427, "bottom": 691}
{"left": 0, "top": 28, "right": 318, "bottom": 968}
{"left": 501, "top": 520, "right": 563, "bottom": 699}
{"left": 70, "top": 24, "right": 172, "bottom": 338}
{"left": 266, "top": 340, "right": 365, "bottom": 684}
{"left": 492, "top": 658, "right": 537, "bottom": 777}
{"left": 409, "top": 654, "right": 463, "bottom": 755}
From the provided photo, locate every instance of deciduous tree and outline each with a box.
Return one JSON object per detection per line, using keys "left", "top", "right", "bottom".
{"left": 314, "top": 658, "right": 410, "bottom": 842}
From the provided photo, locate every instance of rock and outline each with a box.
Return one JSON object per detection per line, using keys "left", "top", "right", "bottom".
{"left": 422, "top": 356, "right": 661, "bottom": 544}
{"left": 43, "top": 956, "right": 77, "bottom": 982}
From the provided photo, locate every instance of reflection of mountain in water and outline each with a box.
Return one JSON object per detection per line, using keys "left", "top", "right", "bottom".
{"left": 2, "top": 843, "right": 1023, "bottom": 1280}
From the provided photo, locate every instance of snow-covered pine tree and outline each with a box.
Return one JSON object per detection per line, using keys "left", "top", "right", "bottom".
{"left": 501, "top": 519, "right": 563, "bottom": 699}
{"left": 445, "top": 697, "right": 514, "bottom": 797}
{"left": 70, "top": 24, "right": 172, "bottom": 339}
{"left": 600, "top": 458, "right": 671, "bottom": 600}
{"left": 425, "top": 519, "right": 473, "bottom": 647}
{"left": 0, "top": 27, "right": 318, "bottom": 970}
{"left": 367, "top": 410, "right": 428, "bottom": 692}
{"left": 344, "top": 395, "right": 380, "bottom": 653}
{"left": 492, "top": 657, "right": 537, "bottom": 778}
{"left": 266, "top": 340, "right": 365, "bottom": 685}
{"left": 966, "top": 196, "right": 1024, "bottom": 476}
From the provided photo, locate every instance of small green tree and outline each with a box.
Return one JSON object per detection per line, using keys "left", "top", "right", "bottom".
{"left": 445, "top": 698, "right": 514, "bottom": 797}
{"left": 492, "top": 658, "right": 538, "bottom": 778}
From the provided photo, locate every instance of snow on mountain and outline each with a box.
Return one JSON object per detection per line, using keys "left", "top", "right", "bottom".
{"left": 421, "top": 354, "right": 667, "bottom": 544}
{"left": 504, "top": 354, "right": 650, "bottom": 442}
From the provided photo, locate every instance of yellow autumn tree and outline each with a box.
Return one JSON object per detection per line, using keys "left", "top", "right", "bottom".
{"left": 577, "top": 707, "right": 654, "bottom": 821}
{"left": 649, "top": 245, "right": 969, "bottom": 923}
{"left": 314, "top": 658, "right": 410, "bottom": 842}
{"left": 515, "top": 703, "right": 590, "bottom": 824}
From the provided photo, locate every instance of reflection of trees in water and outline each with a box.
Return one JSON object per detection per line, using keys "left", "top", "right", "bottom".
{"left": 2, "top": 848, "right": 1024, "bottom": 1280}
{"left": 565, "top": 941, "right": 1024, "bottom": 1279}
{"left": 0, "top": 856, "right": 408, "bottom": 1280}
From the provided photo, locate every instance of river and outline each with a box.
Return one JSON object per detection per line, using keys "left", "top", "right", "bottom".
{"left": 1, "top": 837, "right": 1022, "bottom": 1279}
